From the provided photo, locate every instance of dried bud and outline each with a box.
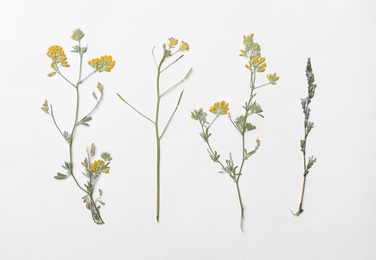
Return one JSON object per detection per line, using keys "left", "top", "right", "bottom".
{"left": 81, "top": 158, "right": 88, "bottom": 168}
{"left": 90, "top": 143, "right": 96, "bottom": 156}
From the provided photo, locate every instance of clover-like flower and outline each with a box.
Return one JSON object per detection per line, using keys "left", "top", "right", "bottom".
{"left": 89, "top": 159, "right": 105, "bottom": 173}
{"left": 267, "top": 73, "right": 279, "bottom": 85}
{"left": 247, "top": 55, "right": 266, "bottom": 72}
{"left": 179, "top": 41, "right": 189, "bottom": 52}
{"left": 71, "top": 28, "right": 85, "bottom": 41}
{"left": 47, "top": 45, "right": 70, "bottom": 68}
{"left": 88, "top": 55, "right": 116, "bottom": 72}
{"left": 209, "top": 101, "right": 230, "bottom": 115}
{"left": 191, "top": 108, "right": 207, "bottom": 123}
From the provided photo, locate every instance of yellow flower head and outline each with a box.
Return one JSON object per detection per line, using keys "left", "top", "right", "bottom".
{"left": 179, "top": 41, "right": 189, "bottom": 52}
{"left": 47, "top": 45, "right": 69, "bottom": 68}
{"left": 88, "top": 55, "right": 116, "bottom": 73}
{"left": 168, "top": 37, "right": 178, "bottom": 48}
{"left": 209, "top": 101, "right": 230, "bottom": 115}
{"left": 105, "top": 167, "right": 110, "bottom": 174}
{"left": 247, "top": 54, "right": 266, "bottom": 72}
{"left": 89, "top": 159, "right": 104, "bottom": 172}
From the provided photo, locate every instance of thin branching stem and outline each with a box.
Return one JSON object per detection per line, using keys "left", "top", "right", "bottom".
{"left": 161, "top": 68, "right": 192, "bottom": 97}
{"left": 160, "top": 90, "right": 184, "bottom": 139}
{"left": 160, "top": 54, "right": 184, "bottom": 73}
{"left": 50, "top": 105, "right": 66, "bottom": 141}
{"left": 117, "top": 93, "right": 155, "bottom": 124}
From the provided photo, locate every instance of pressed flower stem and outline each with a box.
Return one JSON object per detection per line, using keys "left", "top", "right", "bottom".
{"left": 235, "top": 180, "right": 244, "bottom": 231}
{"left": 117, "top": 93, "right": 155, "bottom": 124}
{"left": 155, "top": 53, "right": 166, "bottom": 222}
{"left": 69, "top": 46, "right": 88, "bottom": 195}
{"left": 294, "top": 119, "right": 309, "bottom": 216}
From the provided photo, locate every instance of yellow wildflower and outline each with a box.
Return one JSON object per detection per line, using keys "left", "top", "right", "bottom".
{"left": 88, "top": 55, "right": 116, "bottom": 73}
{"left": 47, "top": 45, "right": 69, "bottom": 68}
{"left": 168, "top": 37, "right": 178, "bottom": 48}
{"left": 179, "top": 41, "right": 189, "bottom": 52}
{"left": 89, "top": 159, "right": 104, "bottom": 172}
{"left": 248, "top": 54, "right": 266, "bottom": 72}
{"left": 209, "top": 101, "right": 230, "bottom": 115}
{"left": 105, "top": 167, "right": 110, "bottom": 174}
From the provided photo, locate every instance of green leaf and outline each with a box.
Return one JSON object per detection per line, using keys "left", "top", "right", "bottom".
{"left": 97, "top": 200, "right": 105, "bottom": 206}
{"left": 54, "top": 172, "right": 69, "bottom": 180}
{"left": 77, "top": 116, "right": 92, "bottom": 126}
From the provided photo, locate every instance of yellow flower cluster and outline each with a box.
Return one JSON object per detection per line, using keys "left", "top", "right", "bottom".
{"left": 246, "top": 54, "right": 267, "bottom": 72}
{"left": 89, "top": 159, "right": 104, "bottom": 172}
{"left": 47, "top": 45, "right": 69, "bottom": 68}
{"left": 88, "top": 55, "right": 116, "bottom": 73}
{"left": 209, "top": 101, "right": 230, "bottom": 115}
{"left": 89, "top": 159, "right": 110, "bottom": 174}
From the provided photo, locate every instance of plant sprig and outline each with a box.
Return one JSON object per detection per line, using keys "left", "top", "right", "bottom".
{"left": 41, "top": 28, "right": 115, "bottom": 224}
{"left": 117, "top": 37, "right": 192, "bottom": 222}
{"left": 191, "top": 33, "right": 279, "bottom": 231}
{"left": 293, "top": 58, "right": 317, "bottom": 216}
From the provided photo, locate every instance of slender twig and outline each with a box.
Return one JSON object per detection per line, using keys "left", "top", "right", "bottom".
{"left": 117, "top": 93, "right": 155, "bottom": 124}
{"left": 49, "top": 105, "right": 66, "bottom": 141}
{"left": 160, "top": 54, "right": 184, "bottom": 73}
{"left": 293, "top": 58, "right": 317, "bottom": 216}
{"left": 160, "top": 90, "right": 184, "bottom": 139}
{"left": 161, "top": 68, "right": 192, "bottom": 97}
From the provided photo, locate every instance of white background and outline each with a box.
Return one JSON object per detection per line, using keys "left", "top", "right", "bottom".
{"left": 0, "top": 0, "right": 375, "bottom": 259}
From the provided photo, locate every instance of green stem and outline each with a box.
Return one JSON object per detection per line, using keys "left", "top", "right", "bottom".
{"left": 155, "top": 54, "right": 166, "bottom": 222}
{"left": 295, "top": 126, "right": 308, "bottom": 216}
{"left": 235, "top": 180, "right": 245, "bottom": 231}
{"left": 117, "top": 93, "right": 155, "bottom": 124}
{"left": 50, "top": 105, "right": 66, "bottom": 141}
{"left": 160, "top": 90, "right": 184, "bottom": 139}
{"left": 68, "top": 45, "right": 88, "bottom": 195}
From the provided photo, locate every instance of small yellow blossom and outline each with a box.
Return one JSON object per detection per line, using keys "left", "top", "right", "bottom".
{"left": 89, "top": 159, "right": 104, "bottom": 172}
{"left": 47, "top": 45, "right": 69, "bottom": 68}
{"left": 209, "top": 101, "right": 230, "bottom": 115}
{"left": 105, "top": 167, "right": 110, "bottom": 174}
{"left": 41, "top": 99, "right": 49, "bottom": 114}
{"left": 247, "top": 54, "right": 266, "bottom": 72}
{"left": 168, "top": 37, "right": 178, "bottom": 48}
{"left": 257, "top": 62, "right": 266, "bottom": 72}
{"left": 47, "top": 71, "right": 56, "bottom": 77}
{"left": 179, "top": 41, "right": 189, "bottom": 52}
{"left": 88, "top": 55, "right": 116, "bottom": 73}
